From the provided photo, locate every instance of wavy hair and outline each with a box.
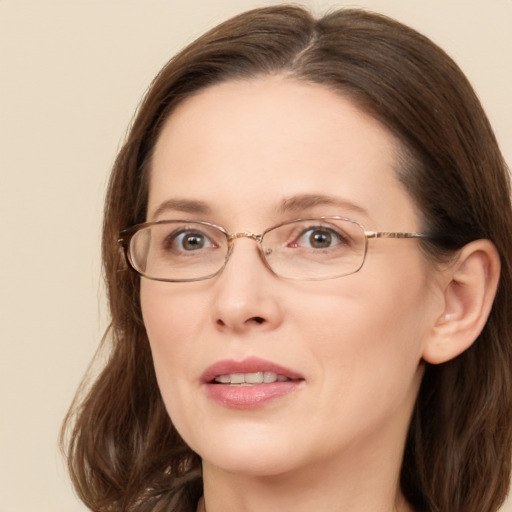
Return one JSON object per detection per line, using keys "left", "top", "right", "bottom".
{"left": 62, "top": 6, "right": 512, "bottom": 512}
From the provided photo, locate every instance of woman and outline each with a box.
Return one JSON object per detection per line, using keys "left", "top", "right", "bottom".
{"left": 62, "top": 6, "right": 512, "bottom": 512}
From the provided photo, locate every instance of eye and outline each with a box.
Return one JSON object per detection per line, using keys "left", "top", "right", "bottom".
{"left": 294, "top": 226, "right": 347, "bottom": 249}
{"left": 166, "top": 229, "right": 214, "bottom": 252}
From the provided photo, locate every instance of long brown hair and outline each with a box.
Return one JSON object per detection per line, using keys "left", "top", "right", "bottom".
{"left": 61, "top": 6, "right": 512, "bottom": 512}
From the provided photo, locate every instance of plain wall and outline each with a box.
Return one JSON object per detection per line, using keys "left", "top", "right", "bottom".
{"left": 1, "top": 1, "right": 511, "bottom": 511}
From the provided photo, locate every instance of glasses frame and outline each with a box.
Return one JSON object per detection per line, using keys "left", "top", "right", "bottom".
{"left": 118, "top": 217, "right": 426, "bottom": 282}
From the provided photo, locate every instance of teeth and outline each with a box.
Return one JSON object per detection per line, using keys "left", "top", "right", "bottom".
{"left": 214, "top": 371, "right": 290, "bottom": 385}
{"left": 263, "top": 371, "right": 277, "bottom": 383}
{"left": 230, "top": 373, "right": 245, "bottom": 384}
{"left": 246, "top": 372, "right": 264, "bottom": 384}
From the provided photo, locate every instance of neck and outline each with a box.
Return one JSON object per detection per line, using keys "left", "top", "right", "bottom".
{"left": 200, "top": 445, "right": 413, "bottom": 512}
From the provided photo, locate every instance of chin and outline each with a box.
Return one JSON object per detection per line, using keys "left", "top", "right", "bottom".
{"left": 202, "top": 448, "right": 300, "bottom": 478}
{"left": 185, "top": 425, "right": 307, "bottom": 477}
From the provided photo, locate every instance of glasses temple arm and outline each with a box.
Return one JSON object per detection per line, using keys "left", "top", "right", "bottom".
{"left": 365, "top": 231, "right": 426, "bottom": 239}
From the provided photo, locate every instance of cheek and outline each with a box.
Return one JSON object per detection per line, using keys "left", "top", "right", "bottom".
{"left": 140, "top": 282, "right": 208, "bottom": 378}
{"left": 140, "top": 282, "right": 210, "bottom": 433}
{"left": 296, "top": 260, "right": 433, "bottom": 395}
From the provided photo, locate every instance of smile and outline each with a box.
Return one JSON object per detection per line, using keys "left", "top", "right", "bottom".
{"left": 202, "top": 357, "right": 304, "bottom": 408}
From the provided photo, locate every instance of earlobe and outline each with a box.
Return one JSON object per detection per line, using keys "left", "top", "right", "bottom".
{"left": 422, "top": 239, "right": 500, "bottom": 365}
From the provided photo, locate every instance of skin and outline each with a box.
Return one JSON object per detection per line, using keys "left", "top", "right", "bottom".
{"left": 141, "top": 76, "right": 450, "bottom": 512}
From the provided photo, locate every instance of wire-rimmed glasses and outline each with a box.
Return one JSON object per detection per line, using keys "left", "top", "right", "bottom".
{"left": 118, "top": 217, "right": 426, "bottom": 282}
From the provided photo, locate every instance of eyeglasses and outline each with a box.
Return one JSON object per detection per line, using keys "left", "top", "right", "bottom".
{"left": 118, "top": 217, "right": 426, "bottom": 282}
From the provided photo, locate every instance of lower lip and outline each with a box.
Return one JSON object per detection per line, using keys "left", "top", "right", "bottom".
{"left": 203, "top": 381, "right": 302, "bottom": 409}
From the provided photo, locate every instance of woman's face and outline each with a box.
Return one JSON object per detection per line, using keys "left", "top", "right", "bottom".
{"left": 141, "top": 77, "right": 444, "bottom": 479}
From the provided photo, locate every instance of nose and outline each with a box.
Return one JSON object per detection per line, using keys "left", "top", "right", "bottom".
{"left": 211, "top": 237, "right": 284, "bottom": 334}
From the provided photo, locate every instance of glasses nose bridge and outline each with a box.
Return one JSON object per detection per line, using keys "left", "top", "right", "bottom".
{"left": 228, "top": 231, "right": 263, "bottom": 244}
{"left": 225, "top": 231, "right": 267, "bottom": 266}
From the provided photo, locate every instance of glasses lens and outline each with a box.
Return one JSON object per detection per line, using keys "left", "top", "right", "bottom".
{"left": 261, "top": 218, "right": 366, "bottom": 280}
{"left": 129, "top": 221, "right": 228, "bottom": 281}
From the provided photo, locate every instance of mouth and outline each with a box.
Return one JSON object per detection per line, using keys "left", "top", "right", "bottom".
{"left": 213, "top": 371, "right": 292, "bottom": 385}
{"left": 202, "top": 356, "right": 303, "bottom": 384}
{"left": 202, "top": 357, "right": 304, "bottom": 408}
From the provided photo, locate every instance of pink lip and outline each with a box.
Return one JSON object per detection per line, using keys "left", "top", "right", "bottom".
{"left": 201, "top": 356, "right": 303, "bottom": 383}
{"left": 201, "top": 357, "right": 305, "bottom": 409}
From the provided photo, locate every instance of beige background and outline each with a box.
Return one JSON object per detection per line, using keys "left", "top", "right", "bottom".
{"left": 1, "top": 1, "right": 511, "bottom": 511}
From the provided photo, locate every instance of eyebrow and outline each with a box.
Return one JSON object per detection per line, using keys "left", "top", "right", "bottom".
{"left": 150, "top": 193, "right": 370, "bottom": 221}
{"left": 277, "top": 194, "right": 370, "bottom": 218}
{"left": 151, "top": 198, "right": 212, "bottom": 219}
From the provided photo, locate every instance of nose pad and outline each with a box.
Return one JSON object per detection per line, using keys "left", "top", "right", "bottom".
{"left": 224, "top": 233, "right": 274, "bottom": 276}
{"left": 211, "top": 238, "right": 283, "bottom": 333}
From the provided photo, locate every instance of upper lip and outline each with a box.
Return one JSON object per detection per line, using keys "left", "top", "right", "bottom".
{"left": 201, "top": 356, "right": 304, "bottom": 383}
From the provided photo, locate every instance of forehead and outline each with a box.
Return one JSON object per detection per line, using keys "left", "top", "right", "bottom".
{"left": 148, "top": 76, "right": 418, "bottom": 230}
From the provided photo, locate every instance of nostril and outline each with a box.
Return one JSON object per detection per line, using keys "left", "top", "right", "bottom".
{"left": 215, "top": 315, "right": 266, "bottom": 329}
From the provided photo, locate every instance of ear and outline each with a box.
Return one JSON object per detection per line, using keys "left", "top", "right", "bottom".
{"left": 422, "top": 239, "right": 500, "bottom": 365}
